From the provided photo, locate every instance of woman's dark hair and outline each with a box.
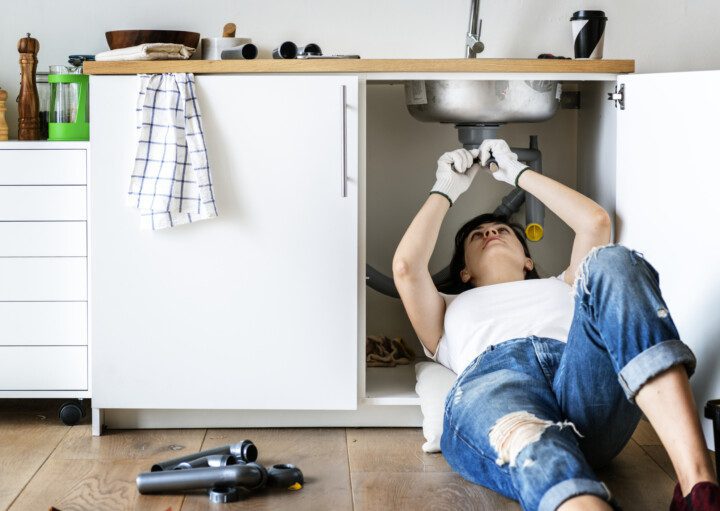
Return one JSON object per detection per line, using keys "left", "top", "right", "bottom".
{"left": 447, "top": 212, "right": 540, "bottom": 293}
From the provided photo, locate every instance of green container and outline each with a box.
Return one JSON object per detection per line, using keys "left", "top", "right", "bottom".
{"left": 48, "top": 73, "right": 89, "bottom": 141}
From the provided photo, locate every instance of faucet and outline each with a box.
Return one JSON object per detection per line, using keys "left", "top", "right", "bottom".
{"left": 466, "top": 0, "right": 485, "bottom": 57}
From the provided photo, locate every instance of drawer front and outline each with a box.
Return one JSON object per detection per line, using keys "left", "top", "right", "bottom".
{"left": 0, "top": 186, "right": 86, "bottom": 220}
{"left": 0, "top": 222, "right": 86, "bottom": 256}
{"left": 0, "top": 302, "right": 87, "bottom": 345}
{"left": 0, "top": 258, "right": 86, "bottom": 301}
{"left": 0, "top": 150, "right": 86, "bottom": 184}
{"left": 0, "top": 346, "right": 87, "bottom": 390}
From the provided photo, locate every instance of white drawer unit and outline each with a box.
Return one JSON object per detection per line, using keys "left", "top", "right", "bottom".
{"left": 0, "top": 186, "right": 86, "bottom": 220}
{"left": 0, "top": 222, "right": 86, "bottom": 256}
{"left": 0, "top": 149, "right": 86, "bottom": 184}
{"left": 0, "top": 258, "right": 87, "bottom": 301}
{"left": 0, "top": 142, "right": 89, "bottom": 417}
{"left": 0, "top": 346, "right": 87, "bottom": 390}
{"left": 0, "top": 302, "right": 87, "bottom": 345}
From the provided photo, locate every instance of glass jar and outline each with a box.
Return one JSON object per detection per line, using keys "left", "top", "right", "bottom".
{"left": 36, "top": 71, "right": 49, "bottom": 139}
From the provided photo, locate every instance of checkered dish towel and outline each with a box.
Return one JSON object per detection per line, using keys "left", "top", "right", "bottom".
{"left": 129, "top": 73, "right": 218, "bottom": 230}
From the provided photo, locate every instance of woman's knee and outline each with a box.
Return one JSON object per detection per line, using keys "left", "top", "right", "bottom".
{"left": 575, "top": 244, "right": 658, "bottom": 294}
{"left": 586, "top": 245, "right": 634, "bottom": 274}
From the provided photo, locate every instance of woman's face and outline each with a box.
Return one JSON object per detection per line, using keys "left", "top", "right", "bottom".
{"left": 461, "top": 222, "right": 532, "bottom": 285}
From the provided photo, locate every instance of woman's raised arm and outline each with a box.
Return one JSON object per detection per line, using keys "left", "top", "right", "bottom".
{"left": 393, "top": 149, "right": 479, "bottom": 356}
{"left": 479, "top": 139, "right": 611, "bottom": 286}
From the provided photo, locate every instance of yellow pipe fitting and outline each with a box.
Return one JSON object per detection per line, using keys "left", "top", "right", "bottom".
{"left": 525, "top": 223, "right": 544, "bottom": 242}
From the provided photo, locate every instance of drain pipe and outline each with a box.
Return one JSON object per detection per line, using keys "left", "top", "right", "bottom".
{"left": 457, "top": 126, "right": 545, "bottom": 241}
{"left": 513, "top": 136, "right": 545, "bottom": 242}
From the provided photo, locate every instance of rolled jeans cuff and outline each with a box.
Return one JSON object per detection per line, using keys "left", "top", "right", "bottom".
{"left": 538, "top": 478, "right": 615, "bottom": 511}
{"left": 618, "top": 339, "right": 697, "bottom": 402}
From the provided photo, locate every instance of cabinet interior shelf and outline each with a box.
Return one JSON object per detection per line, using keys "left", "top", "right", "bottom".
{"left": 364, "top": 364, "right": 420, "bottom": 406}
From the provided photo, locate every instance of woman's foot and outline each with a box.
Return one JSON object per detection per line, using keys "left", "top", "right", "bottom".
{"left": 670, "top": 481, "right": 720, "bottom": 510}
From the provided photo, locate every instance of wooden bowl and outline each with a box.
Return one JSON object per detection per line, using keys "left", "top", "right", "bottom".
{"left": 105, "top": 30, "right": 201, "bottom": 50}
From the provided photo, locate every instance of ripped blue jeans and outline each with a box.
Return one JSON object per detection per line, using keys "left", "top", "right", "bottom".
{"left": 440, "top": 245, "right": 697, "bottom": 511}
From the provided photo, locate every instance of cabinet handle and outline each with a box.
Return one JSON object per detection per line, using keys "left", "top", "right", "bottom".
{"left": 341, "top": 84, "right": 347, "bottom": 198}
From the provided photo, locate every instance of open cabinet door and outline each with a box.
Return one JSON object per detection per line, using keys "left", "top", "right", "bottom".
{"left": 616, "top": 71, "right": 720, "bottom": 448}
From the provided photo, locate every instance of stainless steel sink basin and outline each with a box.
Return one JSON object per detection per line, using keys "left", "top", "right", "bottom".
{"left": 405, "top": 80, "right": 560, "bottom": 124}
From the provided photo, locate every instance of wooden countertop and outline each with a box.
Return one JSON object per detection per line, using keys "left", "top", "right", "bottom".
{"left": 84, "top": 58, "right": 635, "bottom": 75}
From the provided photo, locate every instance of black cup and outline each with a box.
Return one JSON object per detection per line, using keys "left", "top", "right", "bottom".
{"left": 570, "top": 10, "right": 607, "bottom": 59}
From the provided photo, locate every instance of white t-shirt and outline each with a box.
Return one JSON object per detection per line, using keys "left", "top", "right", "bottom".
{"left": 423, "top": 274, "right": 575, "bottom": 375}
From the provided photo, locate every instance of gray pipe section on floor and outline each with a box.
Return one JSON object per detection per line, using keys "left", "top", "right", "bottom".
{"left": 174, "top": 454, "right": 238, "bottom": 470}
{"left": 137, "top": 463, "right": 266, "bottom": 494}
{"left": 150, "top": 441, "right": 257, "bottom": 471}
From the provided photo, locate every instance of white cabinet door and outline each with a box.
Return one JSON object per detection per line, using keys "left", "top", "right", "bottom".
{"left": 616, "top": 71, "right": 720, "bottom": 448}
{"left": 90, "top": 75, "right": 358, "bottom": 410}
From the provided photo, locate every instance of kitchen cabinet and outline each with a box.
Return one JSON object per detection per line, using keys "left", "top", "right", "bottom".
{"left": 0, "top": 143, "right": 89, "bottom": 397}
{"left": 85, "top": 65, "right": 720, "bottom": 449}
{"left": 90, "top": 75, "right": 359, "bottom": 424}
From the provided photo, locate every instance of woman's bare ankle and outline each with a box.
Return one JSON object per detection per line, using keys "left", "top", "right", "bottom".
{"left": 679, "top": 472, "right": 718, "bottom": 496}
{"left": 676, "top": 455, "right": 717, "bottom": 494}
{"left": 557, "top": 494, "right": 613, "bottom": 511}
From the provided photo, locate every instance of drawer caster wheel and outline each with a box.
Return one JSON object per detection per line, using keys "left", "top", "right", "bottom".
{"left": 59, "top": 400, "right": 85, "bottom": 426}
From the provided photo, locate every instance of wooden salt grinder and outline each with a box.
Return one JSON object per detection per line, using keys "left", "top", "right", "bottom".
{"left": 0, "top": 88, "right": 8, "bottom": 141}
{"left": 17, "top": 33, "right": 40, "bottom": 140}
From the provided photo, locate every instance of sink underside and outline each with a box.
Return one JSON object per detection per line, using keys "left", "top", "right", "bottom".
{"left": 405, "top": 80, "right": 560, "bottom": 124}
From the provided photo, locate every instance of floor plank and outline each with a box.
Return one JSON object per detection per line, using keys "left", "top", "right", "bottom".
{"left": 180, "top": 428, "right": 353, "bottom": 511}
{"left": 347, "top": 428, "right": 520, "bottom": 511}
{"left": 8, "top": 423, "right": 205, "bottom": 511}
{"left": 0, "top": 400, "right": 71, "bottom": 510}
{"left": 8, "top": 459, "right": 182, "bottom": 511}
{"left": 629, "top": 419, "right": 717, "bottom": 484}
{"left": 641, "top": 444, "right": 678, "bottom": 481}
{"left": 351, "top": 472, "right": 521, "bottom": 511}
{"left": 347, "top": 428, "right": 451, "bottom": 473}
{"left": 52, "top": 425, "right": 207, "bottom": 462}
{"left": 597, "top": 439, "right": 676, "bottom": 510}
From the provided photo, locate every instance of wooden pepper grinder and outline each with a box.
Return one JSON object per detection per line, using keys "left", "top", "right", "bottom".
{"left": 0, "top": 88, "right": 8, "bottom": 141}
{"left": 17, "top": 32, "right": 40, "bottom": 140}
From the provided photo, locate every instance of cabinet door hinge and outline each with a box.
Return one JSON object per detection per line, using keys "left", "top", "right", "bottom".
{"left": 607, "top": 84, "right": 625, "bottom": 110}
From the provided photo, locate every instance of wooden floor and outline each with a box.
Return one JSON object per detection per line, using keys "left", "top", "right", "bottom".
{"left": 0, "top": 399, "right": 714, "bottom": 511}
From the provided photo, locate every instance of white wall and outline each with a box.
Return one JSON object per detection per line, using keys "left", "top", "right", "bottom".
{"left": 3, "top": 0, "right": 720, "bottom": 133}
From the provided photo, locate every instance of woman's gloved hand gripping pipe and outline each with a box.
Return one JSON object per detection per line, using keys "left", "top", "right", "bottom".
{"left": 479, "top": 139, "right": 531, "bottom": 187}
{"left": 430, "top": 140, "right": 529, "bottom": 206}
{"left": 430, "top": 148, "right": 481, "bottom": 206}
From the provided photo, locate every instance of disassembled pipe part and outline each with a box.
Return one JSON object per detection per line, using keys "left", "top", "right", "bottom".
{"left": 138, "top": 462, "right": 268, "bottom": 494}
{"left": 297, "top": 43, "right": 322, "bottom": 56}
{"left": 272, "top": 41, "right": 298, "bottom": 59}
{"left": 137, "top": 462, "right": 304, "bottom": 496}
{"left": 173, "top": 454, "right": 238, "bottom": 470}
{"left": 151, "top": 440, "right": 257, "bottom": 471}
{"left": 140, "top": 441, "right": 304, "bottom": 505}
{"left": 221, "top": 43, "right": 258, "bottom": 60}
{"left": 209, "top": 486, "right": 244, "bottom": 503}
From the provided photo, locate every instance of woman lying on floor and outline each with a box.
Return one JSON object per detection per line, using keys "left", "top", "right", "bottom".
{"left": 392, "top": 140, "right": 719, "bottom": 511}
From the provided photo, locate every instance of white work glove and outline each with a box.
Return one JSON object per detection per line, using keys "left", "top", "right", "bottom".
{"left": 430, "top": 148, "right": 480, "bottom": 206}
{"left": 479, "top": 139, "right": 529, "bottom": 187}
